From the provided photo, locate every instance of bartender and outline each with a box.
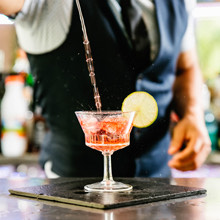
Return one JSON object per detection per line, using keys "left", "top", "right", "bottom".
{"left": 0, "top": 0, "right": 211, "bottom": 178}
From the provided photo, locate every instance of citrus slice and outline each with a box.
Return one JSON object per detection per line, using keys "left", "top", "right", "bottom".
{"left": 122, "top": 91, "right": 158, "bottom": 128}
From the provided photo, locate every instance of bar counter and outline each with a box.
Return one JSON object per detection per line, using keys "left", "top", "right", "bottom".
{"left": 0, "top": 177, "right": 220, "bottom": 220}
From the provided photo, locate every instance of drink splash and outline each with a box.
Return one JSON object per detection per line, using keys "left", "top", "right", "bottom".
{"left": 76, "top": 0, "right": 102, "bottom": 111}
{"left": 75, "top": 1, "right": 136, "bottom": 192}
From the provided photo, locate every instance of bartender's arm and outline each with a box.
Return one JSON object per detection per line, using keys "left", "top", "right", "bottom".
{"left": 168, "top": 49, "right": 211, "bottom": 171}
{"left": 0, "top": 0, "right": 24, "bottom": 15}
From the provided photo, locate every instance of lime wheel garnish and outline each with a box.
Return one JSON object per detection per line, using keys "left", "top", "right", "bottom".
{"left": 122, "top": 91, "right": 158, "bottom": 128}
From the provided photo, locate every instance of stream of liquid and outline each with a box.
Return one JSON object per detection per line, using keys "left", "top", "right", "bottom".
{"left": 76, "top": 0, "right": 102, "bottom": 111}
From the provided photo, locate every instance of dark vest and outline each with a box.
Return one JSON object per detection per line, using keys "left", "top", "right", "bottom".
{"left": 27, "top": 0, "right": 187, "bottom": 177}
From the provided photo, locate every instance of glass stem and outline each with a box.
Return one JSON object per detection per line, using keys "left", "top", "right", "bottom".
{"left": 102, "top": 152, "right": 114, "bottom": 185}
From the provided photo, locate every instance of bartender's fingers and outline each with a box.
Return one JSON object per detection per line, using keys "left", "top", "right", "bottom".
{"left": 170, "top": 137, "right": 203, "bottom": 162}
{"left": 168, "top": 123, "right": 185, "bottom": 155}
{"left": 168, "top": 143, "right": 211, "bottom": 171}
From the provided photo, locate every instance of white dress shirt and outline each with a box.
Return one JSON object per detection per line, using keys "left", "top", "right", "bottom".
{"left": 14, "top": 0, "right": 196, "bottom": 56}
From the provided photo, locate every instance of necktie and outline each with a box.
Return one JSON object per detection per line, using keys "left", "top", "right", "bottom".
{"left": 119, "top": 0, "right": 151, "bottom": 70}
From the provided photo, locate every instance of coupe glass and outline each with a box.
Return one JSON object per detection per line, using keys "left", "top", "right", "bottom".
{"left": 75, "top": 111, "right": 135, "bottom": 192}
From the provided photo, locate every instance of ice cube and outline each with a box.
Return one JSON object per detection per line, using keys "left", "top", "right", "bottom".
{"left": 81, "top": 116, "right": 99, "bottom": 133}
{"left": 101, "top": 117, "right": 119, "bottom": 135}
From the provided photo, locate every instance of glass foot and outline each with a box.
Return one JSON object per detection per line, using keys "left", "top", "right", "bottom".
{"left": 84, "top": 181, "right": 133, "bottom": 192}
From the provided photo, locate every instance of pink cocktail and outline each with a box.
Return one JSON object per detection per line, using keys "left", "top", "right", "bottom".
{"left": 75, "top": 111, "right": 135, "bottom": 192}
{"left": 79, "top": 114, "right": 133, "bottom": 152}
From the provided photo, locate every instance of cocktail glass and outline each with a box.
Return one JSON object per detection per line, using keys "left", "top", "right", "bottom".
{"left": 75, "top": 111, "right": 135, "bottom": 192}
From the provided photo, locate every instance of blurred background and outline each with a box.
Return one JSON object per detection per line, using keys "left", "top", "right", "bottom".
{"left": 1, "top": 0, "right": 220, "bottom": 179}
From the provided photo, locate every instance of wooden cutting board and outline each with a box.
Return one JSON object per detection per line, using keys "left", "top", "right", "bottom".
{"left": 9, "top": 178, "right": 206, "bottom": 209}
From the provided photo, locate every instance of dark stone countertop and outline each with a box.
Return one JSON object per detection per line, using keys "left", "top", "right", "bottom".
{"left": 0, "top": 177, "right": 220, "bottom": 220}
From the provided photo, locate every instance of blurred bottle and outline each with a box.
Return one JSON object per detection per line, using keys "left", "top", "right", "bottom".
{"left": 203, "top": 84, "right": 219, "bottom": 151}
{"left": 12, "top": 48, "right": 33, "bottom": 104}
{"left": 13, "top": 48, "right": 30, "bottom": 75}
{"left": 12, "top": 48, "right": 35, "bottom": 152}
{"left": 208, "top": 75, "right": 220, "bottom": 150}
{"left": 1, "top": 75, "right": 28, "bottom": 157}
{"left": 30, "top": 106, "right": 47, "bottom": 152}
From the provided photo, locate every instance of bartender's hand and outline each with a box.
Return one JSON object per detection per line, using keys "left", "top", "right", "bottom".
{"left": 169, "top": 48, "right": 212, "bottom": 172}
{"left": 168, "top": 113, "right": 211, "bottom": 171}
